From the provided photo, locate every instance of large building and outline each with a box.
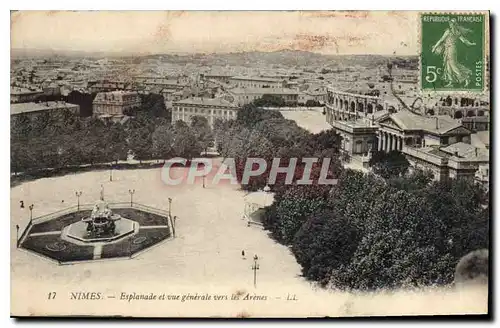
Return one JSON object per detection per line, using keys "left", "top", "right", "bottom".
{"left": 377, "top": 110, "right": 471, "bottom": 151}
{"left": 10, "top": 87, "right": 43, "bottom": 103}
{"left": 172, "top": 97, "right": 238, "bottom": 127}
{"left": 10, "top": 101, "right": 80, "bottom": 118}
{"left": 229, "top": 76, "right": 284, "bottom": 89}
{"left": 404, "top": 142, "right": 489, "bottom": 182}
{"left": 228, "top": 87, "right": 299, "bottom": 106}
{"left": 325, "top": 87, "right": 488, "bottom": 182}
{"left": 92, "top": 91, "right": 141, "bottom": 119}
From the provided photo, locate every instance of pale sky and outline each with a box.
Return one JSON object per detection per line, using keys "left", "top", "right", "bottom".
{"left": 11, "top": 11, "right": 419, "bottom": 55}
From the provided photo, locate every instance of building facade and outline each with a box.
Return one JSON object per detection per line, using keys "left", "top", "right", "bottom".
{"left": 229, "top": 76, "right": 284, "bottom": 89}
{"left": 228, "top": 87, "right": 299, "bottom": 106}
{"left": 92, "top": 91, "right": 141, "bottom": 119}
{"left": 172, "top": 97, "right": 238, "bottom": 127}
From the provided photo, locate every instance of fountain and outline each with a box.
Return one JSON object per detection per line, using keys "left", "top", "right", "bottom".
{"left": 82, "top": 200, "right": 122, "bottom": 238}
{"left": 64, "top": 198, "right": 136, "bottom": 244}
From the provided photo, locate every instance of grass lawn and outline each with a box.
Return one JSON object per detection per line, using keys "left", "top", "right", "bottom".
{"left": 30, "top": 210, "right": 92, "bottom": 233}
{"left": 21, "top": 234, "right": 94, "bottom": 262}
{"left": 112, "top": 208, "right": 169, "bottom": 226}
{"left": 101, "top": 227, "right": 170, "bottom": 259}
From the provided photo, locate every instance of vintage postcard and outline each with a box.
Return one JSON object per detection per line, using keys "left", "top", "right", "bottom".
{"left": 10, "top": 10, "right": 490, "bottom": 318}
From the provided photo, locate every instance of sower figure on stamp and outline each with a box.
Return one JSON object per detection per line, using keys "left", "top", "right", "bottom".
{"left": 431, "top": 18, "right": 476, "bottom": 87}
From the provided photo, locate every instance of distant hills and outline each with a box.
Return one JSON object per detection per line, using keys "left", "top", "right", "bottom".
{"left": 11, "top": 48, "right": 418, "bottom": 69}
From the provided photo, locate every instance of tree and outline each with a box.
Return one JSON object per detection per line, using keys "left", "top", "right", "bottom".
{"left": 191, "top": 116, "right": 213, "bottom": 153}
{"left": 104, "top": 123, "right": 128, "bottom": 163}
{"left": 293, "top": 209, "right": 361, "bottom": 284}
{"left": 369, "top": 150, "right": 410, "bottom": 179}
{"left": 152, "top": 124, "right": 175, "bottom": 159}
{"left": 252, "top": 94, "right": 286, "bottom": 107}
{"left": 128, "top": 127, "right": 153, "bottom": 163}
{"left": 172, "top": 125, "right": 202, "bottom": 159}
{"left": 236, "top": 103, "right": 283, "bottom": 127}
{"left": 138, "top": 93, "right": 169, "bottom": 118}
{"left": 271, "top": 185, "right": 329, "bottom": 244}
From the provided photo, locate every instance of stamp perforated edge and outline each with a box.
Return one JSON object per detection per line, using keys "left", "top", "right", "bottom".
{"left": 417, "top": 11, "right": 490, "bottom": 97}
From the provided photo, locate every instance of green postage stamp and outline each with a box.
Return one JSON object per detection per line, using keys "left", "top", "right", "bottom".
{"left": 420, "top": 12, "right": 488, "bottom": 92}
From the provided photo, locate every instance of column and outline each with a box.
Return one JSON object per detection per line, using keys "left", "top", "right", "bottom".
{"left": 396, "top": 136, "right": 401, "bottom": 151}
{"left": 389, "top": 134, "right": 394, "bottom": 151}
{"left": 384, "top": 132, "right": 388, "bottom": 151}
{"left": 378, "top": 133, "right": 383, "bottom": 151}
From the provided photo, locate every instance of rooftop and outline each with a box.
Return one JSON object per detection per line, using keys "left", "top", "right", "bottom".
{"left": 11, "top": 87, "right": 43, "bottom": 95}
{"left": 11, "top": 101, "right": 78, "bottom": 115}
{"left": 230, "top": 76, "right": 283, "bottom": 83}
{"left": 173, "top": 97, "right": 237, "bottom": 108}
{"left": 229, "top": 87, "right": 299, "bottom": 95}
{"left": 388, "top": 109, "right": 464, "bottom": 134}
{"left": 441, "top": 142, "right": 489, "bottom": 161}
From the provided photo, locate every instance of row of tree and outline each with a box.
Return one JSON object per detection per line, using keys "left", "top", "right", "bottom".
{"left": 11, "top": 108, "right": 212, "bottom": 174}
{"left": 213, "top": 103, "right": 342, "bottom": 192}
{"left": 262, "top": 162, "right": 489, "bottom": 290}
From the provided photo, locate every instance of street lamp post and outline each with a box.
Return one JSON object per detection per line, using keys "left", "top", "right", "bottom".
{"left": 172, "top": 216, "right": 177, "bottom": 238}
{"left": 16, "top": 224, "right": 19, "bottom": 248}
{"left": 28, "top": 204, "right": 34, "bottom": 225}
{"left": 128, "top": 236, "right": 133, "bottom": 258}
{"left": 128, "top": 189, "right": 135, "bottom": 207}
{"left": 75, "top": 191, "right": 82, "bottom": 210}
{"left": 252, "top": 255, "right": 260, "bottom": 288}
{"left": 168, "top": 198, "right": 172, "bottom": 217}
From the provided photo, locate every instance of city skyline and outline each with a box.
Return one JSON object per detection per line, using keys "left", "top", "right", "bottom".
{"left": 11, "top": 11, "right": 418, "bottom": 56}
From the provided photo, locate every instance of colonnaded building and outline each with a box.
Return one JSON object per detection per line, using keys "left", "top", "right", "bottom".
{"left": 325, "top": 88, "right": 490, "bottom": 186}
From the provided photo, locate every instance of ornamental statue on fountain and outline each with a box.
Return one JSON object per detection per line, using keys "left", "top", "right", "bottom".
{"left": 81, "top": 185, "right": 121, "bottom": 238}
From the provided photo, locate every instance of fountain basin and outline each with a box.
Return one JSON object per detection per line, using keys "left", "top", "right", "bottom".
{"left": 64, "top": 218, "right": 136, "bottom": 243}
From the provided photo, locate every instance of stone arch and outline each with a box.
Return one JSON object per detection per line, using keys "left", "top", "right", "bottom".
{"left": 454, "top": 111, "right": 463, "bottom": 119}
{"left": 367, "top": 103, "right": 374, "bottom": 114}
{"left": 344, "top": 100, "right": 348, "bottom": 110}
{"left": 350, "top": 101, "right": 356, "bottom": 112}
{"left": 335, "top": 98, "right": 339, "bottom": 108}
{"left": 478, "top": 110, "right": 485, "bottom": 116}
{"left": 358, "top": 102, "right": 364, "bottom": 112}
{"left": 454, "top": 98, "right": 459, "bottom": 105}
{"left": 466, "top": 110, "right": 475, "bottom": 117}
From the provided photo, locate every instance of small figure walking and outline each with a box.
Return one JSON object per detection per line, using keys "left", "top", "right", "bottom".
{"left": 242, "top": 250, "right": 246, "bottom": 259}
{"left": 20, "top": 200, "right": 24, "bottom": 209}
{"left": 61, "top": 200, "right": 64, "bottom": 203}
